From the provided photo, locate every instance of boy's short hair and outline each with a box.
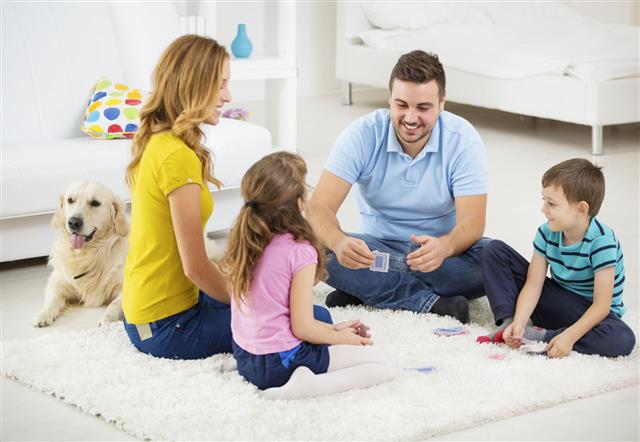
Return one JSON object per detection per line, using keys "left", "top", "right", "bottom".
{"left": 388, "top": 50, "right": 446, "bottom": 99}
{"left": 542, "top": 158, "right": 605, "bottom": 216}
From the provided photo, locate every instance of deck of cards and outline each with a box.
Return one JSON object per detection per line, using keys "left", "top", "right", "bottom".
{"left": 370, "top": 250, "right": 390, "bottom": 272}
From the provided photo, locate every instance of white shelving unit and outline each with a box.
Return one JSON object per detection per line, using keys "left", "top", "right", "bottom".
{"left": 182, "top": 1, "right": 297, "bottom": 152}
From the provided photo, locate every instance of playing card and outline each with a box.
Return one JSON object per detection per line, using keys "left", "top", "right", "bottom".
{"left": 519, "top": 342, "right": 548, "bottom": 355}
{"left": 370, "top": 250, "right": 390, "bottom": 272}
{"left": 433, "top": 326, "right": 468, "bottom": 336}
{"left": 405, "top": 366, "right": 437, "bottom": 373}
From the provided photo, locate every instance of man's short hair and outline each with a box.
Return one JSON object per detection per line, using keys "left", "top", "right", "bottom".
{"left": 388, "top": 50, "right": 446, "bottom": 98}
{"left": 542, "top": 158, "right": 605, "bottom": 216}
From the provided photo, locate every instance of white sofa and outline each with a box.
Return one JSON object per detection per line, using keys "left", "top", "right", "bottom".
{"left": 0, "top": 1, "right": 272, "bottom": 262}
{"left": 336, "top": 2, "right": 640, "bottom": 156}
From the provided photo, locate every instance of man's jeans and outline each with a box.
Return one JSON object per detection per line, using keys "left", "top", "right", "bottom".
{"left": 326, "top": 234, "right": 491, "bottom": 313}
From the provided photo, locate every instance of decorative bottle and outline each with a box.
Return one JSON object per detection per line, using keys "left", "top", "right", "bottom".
{"left": 231, "top": 24, "right": 253, "bottom": 59}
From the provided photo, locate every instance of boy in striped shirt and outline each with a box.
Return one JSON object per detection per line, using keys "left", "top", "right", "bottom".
{"left": 478, "top": 158, "right": 635, "bottom": 358}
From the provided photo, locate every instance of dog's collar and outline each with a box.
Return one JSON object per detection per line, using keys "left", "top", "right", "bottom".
{"left": 73, "top": 271, "right": 90, "bottom": 280}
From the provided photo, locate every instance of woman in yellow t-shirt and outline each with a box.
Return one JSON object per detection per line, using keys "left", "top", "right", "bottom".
{"left": 122, "top": 35, "right": 233, "bottom": 359}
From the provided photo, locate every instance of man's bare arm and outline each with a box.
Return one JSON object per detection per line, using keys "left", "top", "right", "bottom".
{"left": 308, "top": 170, "right": 374, "bottom": 269}
{"left": 308, "top": 170, "right": 352, "bottom": 250}
{"left": 444, "top": 193, "right": 487, "bottom": 256}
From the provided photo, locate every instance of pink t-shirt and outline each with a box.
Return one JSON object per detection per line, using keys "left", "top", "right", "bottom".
{"left": 231, "top": 233, "right": 318, "bottom": 355}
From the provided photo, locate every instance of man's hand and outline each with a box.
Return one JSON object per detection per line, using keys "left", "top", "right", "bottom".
{"left": 406, "top": 235, "right": 452, "bottom": 272}
{"left": 545, "top": 331, "right": 576, "bottom": 358}
{"left": 334, "top": 236, "right": 375, "bottom": 269}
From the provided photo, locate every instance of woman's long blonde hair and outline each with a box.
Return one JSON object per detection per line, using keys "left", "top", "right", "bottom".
{"left": 126, "top": 34, "right": 227, "bottom": 189}
{"left": 222, "top": 152, "right": 326, "bottom": 306}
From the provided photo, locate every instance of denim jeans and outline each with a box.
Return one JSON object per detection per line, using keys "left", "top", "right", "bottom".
{"left": 124, "top": 291, "right": 335, "bottom": 360}
{"left": 124, "top": 291, "right": 232, "bottom": 360}
{"left": 326, "top": 233, "right": 490, "bottom": 313}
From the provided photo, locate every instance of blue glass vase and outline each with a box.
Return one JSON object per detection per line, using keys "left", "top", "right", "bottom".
{"left": 231, "top": 23, "right": 253, "bottom": 59}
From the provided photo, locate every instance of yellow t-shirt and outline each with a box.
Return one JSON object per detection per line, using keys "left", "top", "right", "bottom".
{"left": 122, "top": 131, "right": 213, "bottom": 324}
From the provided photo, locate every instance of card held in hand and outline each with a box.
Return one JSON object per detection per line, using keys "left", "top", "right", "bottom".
{"left": 370, "top": 250, "right": 390, "bottom": 272}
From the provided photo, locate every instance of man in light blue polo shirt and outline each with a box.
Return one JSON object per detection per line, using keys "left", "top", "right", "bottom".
{"left": 308, "top": 51, "right": 490, "bottom": 323}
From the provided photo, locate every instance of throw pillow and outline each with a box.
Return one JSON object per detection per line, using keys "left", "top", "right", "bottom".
{"left": 81, "top": 78, "right": 147, "bottom": 139}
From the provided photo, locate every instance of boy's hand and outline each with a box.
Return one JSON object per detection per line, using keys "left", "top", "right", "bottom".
{"left": 503, "top": 322, "right": 525, "bottom": 348}
{"left": 545, "top": 332, "right": 575, "bottom": 358}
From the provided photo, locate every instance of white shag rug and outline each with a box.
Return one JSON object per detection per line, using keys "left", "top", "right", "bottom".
{"left": 2, "top": 283, "right": 638, "bottom": 441}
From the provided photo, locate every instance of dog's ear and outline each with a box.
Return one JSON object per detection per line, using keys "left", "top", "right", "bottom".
{"left": 50, "top": 195, "right": 65, "bottom": 229}
{"left": 112, "top": 196, "right": 130, "bottom": 237}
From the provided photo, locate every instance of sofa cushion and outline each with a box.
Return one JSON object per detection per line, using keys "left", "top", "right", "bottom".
{"left": 81, "top": 78, "right": 147, "bottom": 139}
{"left": 1, "top": 118, "right": 272, "bottom": 218}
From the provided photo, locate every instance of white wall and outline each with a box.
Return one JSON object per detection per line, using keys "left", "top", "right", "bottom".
{"left": 562, "top": 0, "right": 639, "bottom": 26}
{"left": 185, "top": 1, "right": 638, "bottom": 101}
{"left": 296, "top": 2, "right": 341, "bottom": 96}
{"left": 186, "top": 1, "right": 339, "bottom": 102}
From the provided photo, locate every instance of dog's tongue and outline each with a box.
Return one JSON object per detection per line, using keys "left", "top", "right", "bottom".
{"left": 71, "top": 233, "right": 85, "bottom": 250}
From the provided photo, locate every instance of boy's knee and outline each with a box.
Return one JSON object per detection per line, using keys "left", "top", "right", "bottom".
{"left": 617, "top": 328, "right": 637, "bottom": 357}
{"left": 597, "top": 325, "right": 636, "bottom": 357}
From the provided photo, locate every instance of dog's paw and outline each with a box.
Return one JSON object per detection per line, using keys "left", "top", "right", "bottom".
{"left": 98, "top": 312, "right": 122, "bottom": 327}
{"left": 32, "top": 311, "right": 56, "bottom": 327}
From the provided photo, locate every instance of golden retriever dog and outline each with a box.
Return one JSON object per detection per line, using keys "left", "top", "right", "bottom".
{"left": 33, "top": 181, "right": 129, "bottom": 327}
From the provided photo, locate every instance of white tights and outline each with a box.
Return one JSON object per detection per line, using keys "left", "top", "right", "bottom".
{"left": 261, "top": 345, "right": 400, "bottom": 400}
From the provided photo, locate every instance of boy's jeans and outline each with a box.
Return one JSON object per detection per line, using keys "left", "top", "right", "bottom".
{"left": 481, "top": 239, "right": 636, "bottom": 357}
{"left": 325, "top": 233, "right": 491, "bottom": 313}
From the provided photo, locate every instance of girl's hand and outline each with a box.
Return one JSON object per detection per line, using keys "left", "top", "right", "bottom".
{"left": 357, "top": 322, "right": 371, "bottom": 338}
{"left": 337, "top": 327, "right": 372, "bottom": 345}
{"left": 545, "top": 332, "right": 575, "bottom": 358}
{"left": 503, "top": 322, "right": 525, "bottom": 348}
{"left": 333, "top": 320, "right": 371, "bottom": 338}
{"left": 332, "top": 320, "right": 360, "bottom": 332}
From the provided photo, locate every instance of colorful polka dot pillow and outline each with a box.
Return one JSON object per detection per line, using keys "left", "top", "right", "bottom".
{"left": 80, "top": 78, "right": 147, "bottom": 139}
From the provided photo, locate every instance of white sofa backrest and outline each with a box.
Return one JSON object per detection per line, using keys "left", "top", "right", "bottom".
{"left": 1, "top": 1, "right": 180, "bottom": 147}
{"left": 335, "top": 2, "right": 374, "bottom": 80}
{"left": 1, "top": 2, "right": 122, "bottom": 146}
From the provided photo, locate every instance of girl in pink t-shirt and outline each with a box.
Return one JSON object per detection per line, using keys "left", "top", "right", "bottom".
{"left": 222, "top": 151, "right": 399, "bottom": 399}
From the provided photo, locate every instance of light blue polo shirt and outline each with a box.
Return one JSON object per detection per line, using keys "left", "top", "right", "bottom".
{"left": 325, "top": 109, "right": 487, "bottom": 241}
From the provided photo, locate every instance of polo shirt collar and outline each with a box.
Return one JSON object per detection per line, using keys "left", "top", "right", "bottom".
{"left": 386, "top": 116, "right": 441, "bottom": 159}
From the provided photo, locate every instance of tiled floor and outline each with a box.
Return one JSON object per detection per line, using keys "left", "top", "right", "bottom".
{"left": 2, "top": 89, "right": 638, "bottom": 440}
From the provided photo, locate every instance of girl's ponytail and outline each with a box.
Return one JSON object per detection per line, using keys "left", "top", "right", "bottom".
{"left": 223, "top": 205, "right": 273, "bottom": 307}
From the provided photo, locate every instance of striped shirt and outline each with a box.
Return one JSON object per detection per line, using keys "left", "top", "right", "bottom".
{"left": 533, "top": 217, "right": 625, "bottom": 317}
